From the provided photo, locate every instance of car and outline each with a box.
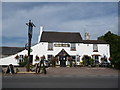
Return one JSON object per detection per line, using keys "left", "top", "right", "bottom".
{"left": 44, "top": 60, "right": 50, "bottom": 67}
{"left": 100, "top": 61, "right": 110, "bottom": 67}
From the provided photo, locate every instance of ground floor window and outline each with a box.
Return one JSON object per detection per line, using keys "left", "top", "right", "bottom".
{"left": 19, "top": 55, "right": 24, "bottom": 63}
{"left": 47, "top": 55, "right": 53, "bottom": 61}
{"left": 76, "top": 56, "right": 80, "bottom": 62}
{"left": 93, "top": 55, "right": 99, "bottom": 64}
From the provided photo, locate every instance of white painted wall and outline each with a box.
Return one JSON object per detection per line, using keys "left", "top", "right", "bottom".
{"left": 30, "top": 42, "right": 110, "bottom": 65}
{"left": 0, "top": 49, "right": 27, "bottom": 66}
{"left": 0, "top": 42, "right": 110, "bottom": 65}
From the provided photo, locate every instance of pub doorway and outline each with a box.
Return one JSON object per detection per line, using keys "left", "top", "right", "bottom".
{"left": 59, "top": 56, "right": 67, "bottom": 67}
{"left": 55, "top": 49, "right": 70, "bottom": 67}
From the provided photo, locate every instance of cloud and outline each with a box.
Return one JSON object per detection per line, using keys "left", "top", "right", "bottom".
{"left": 2, "top": 2, "right": 118, "bottom": 46}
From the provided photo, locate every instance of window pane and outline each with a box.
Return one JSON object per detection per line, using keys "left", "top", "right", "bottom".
{"left": 93, "top": 44, "right": 98, "bottom": 52}
{"left": 48, "top": 55, "right": 53, "bottom": 60}
{"left": 48, "top": 43, "right": 53, "bottom": 50}
{"left": 71, "top": 43, "right": 76, "bottom": 51}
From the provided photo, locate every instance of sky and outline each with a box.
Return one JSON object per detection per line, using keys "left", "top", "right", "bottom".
{"left": 1, "top": 2, "right": 118, "bottom": 47}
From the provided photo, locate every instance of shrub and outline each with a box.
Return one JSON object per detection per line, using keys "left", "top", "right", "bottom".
{"left": 89, "top": 58, "right": 94, "bottom": 66}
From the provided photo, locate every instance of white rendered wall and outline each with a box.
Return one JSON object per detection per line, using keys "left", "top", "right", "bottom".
{"left": 0, "top": 49, "right": 27, "bottom": 65}
{"left": 0, "top": 42, "right": 110, "bottom": 65}
{"left": 31, "top": 42, "right": 110, "bottom": 65}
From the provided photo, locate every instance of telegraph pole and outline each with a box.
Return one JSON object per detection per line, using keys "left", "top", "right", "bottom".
{"left": 26, "top": 20, "right": 35, "bottom": 72}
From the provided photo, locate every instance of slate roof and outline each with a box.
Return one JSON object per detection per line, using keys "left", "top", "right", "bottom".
{"left": 0, "top": 47, "right": 24, "bottom": 55}
{"left": 82, "top": 40, "right": 108, "bottom": 44}
{"left": 40, "top": 31, "right": 83, "bottom": 43}
{"left": 40, "top": 31, "right": 107, "bottom": 44}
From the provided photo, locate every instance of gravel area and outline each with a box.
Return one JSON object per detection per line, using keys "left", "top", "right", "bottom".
{"left": 2, "top": 66, "right": 119, "bottom": 76}
{"left": 46, "top": 67, "right": 119, "bottom": 76}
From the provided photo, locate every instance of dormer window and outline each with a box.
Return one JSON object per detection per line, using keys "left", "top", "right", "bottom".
{"left": 71, "top": 43, "right": 76, "bottom": 51}
{"left": 93, "top": 44, "right": 98, "bottom": 52}
{"left": 48, "top": 43, "right": 53, "bottom": 50}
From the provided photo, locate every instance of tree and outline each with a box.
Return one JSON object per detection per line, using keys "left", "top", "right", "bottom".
{"left": 98, "top": 31, "right": 120, "bottom": 69}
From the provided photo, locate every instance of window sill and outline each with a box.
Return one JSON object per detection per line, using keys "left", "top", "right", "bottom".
{"left": 70, "top": 49, "right": 76, "bottom": 51}
{"left": 48, "top": 49, "right": 53, "bottom": 51}
{"left": 93, "top": 50, "right": 98, "bottom": 52}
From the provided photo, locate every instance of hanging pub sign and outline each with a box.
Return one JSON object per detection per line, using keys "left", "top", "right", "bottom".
{"left": 54, "top": 44, "right": 70, "bottom": 47}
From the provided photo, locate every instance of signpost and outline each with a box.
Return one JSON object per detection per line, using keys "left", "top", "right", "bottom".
{"left": 26, "top": 20, "right": 35, "bottom": 72}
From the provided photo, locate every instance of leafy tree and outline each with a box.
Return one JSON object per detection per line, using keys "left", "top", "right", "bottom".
{"left": 98, "top": 31, "right": 120, "bottom": 69}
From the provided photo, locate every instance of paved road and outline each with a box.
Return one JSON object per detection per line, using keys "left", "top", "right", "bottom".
{"left": 2, "top": 75, "right": 118, "bottom": 88}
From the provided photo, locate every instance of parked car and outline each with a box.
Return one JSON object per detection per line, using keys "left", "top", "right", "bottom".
{"left": 100, "top": 61, "right": 110, "bottom": 67}
{"left": 44, "top": 60, "right": 49, "bottom": 67}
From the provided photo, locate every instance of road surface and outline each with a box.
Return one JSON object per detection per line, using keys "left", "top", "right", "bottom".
{"left": 2, "top": 75, "right": 118, "bottom": 88}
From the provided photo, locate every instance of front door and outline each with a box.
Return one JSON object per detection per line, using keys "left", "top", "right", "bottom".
{"left": 59, "top": 56, "right": 66, "bottom": 67}
{"left": 55, "top": 49, "right": 70, "bottom": 67}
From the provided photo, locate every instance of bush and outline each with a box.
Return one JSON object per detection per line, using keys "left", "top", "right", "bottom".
{"left": 19, "top": 61, "right": 27, "bottom": 67}
{"left": 16, "top": 68, "right": 19, "bottom": 73}
{"left": 89, "top": 58, "right": 94, "bottom": 66}
{"left": 19, "top": 56, "right": 27, "bottom": 67}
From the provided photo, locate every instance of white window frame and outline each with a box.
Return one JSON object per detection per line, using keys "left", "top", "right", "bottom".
{"left": 93, "top": 44, "right": 98, "bottom": 52}
{"left": 71, "top": 43, "right": 76, "bottom": 51}
{"left": 48, "top": 42, "right": 53, "bottom": 50}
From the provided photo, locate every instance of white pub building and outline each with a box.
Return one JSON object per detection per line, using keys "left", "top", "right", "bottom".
{"left": 0, "top": 26, "right": 110, "bottom": 66}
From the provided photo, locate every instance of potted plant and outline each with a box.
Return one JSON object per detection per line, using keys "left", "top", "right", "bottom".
{"left": 68, "top": 57, "right": 73, "bottom": 67}
{"left": 80, "top": 60, "right": 83, "bottom": 67}
{"left": 29, "top": 64, "right": 34, "bottom": 72}
{"left": 51, "top": 56, "right": 57, "bottom": 67}
{"left": 15, "top": 68, "right": 19, "bottom": 73}
{"left": 41, "top": 55, "right": 45, "bottom": 60}
{"left": 15, "top": 55, "right": 19, "bottom": 63}
{"left": 35, "top": 55, "right": 40, "bottom": 61}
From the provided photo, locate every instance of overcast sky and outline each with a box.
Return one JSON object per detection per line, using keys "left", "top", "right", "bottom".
{"left": 2, "top": 2, "right": 118, "bottom": 47}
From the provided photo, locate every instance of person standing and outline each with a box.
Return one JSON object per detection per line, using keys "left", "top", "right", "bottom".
{"left": 35, "top": 56, "right": 47, "bottom": 74}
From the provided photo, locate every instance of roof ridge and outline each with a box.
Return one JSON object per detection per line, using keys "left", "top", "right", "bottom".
{"left": 0, "top": 46, "right": 24, "bottom": 48}
{"left": 43, "top": 31, "right": 80, "bottom": 34}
